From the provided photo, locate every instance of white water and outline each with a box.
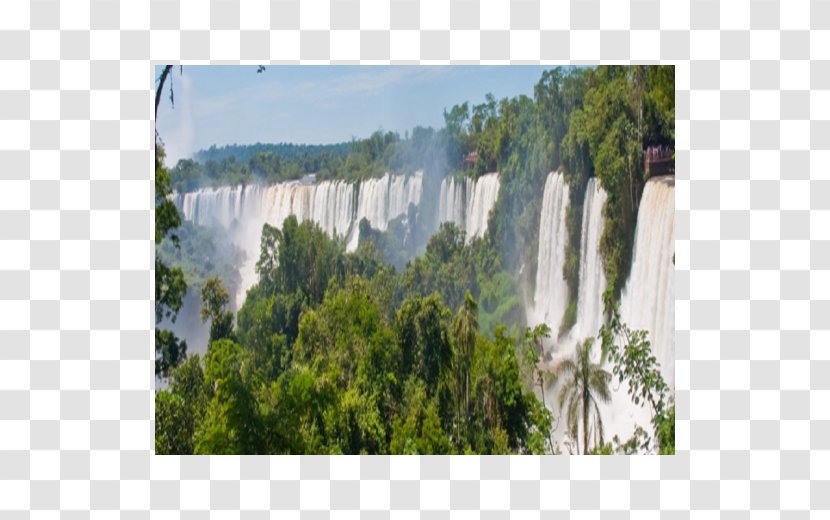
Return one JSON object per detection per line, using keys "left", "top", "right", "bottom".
{"left": 437, "top": 172, "right": 501, "bottom": 241}
{"left": 176, "top": 172, "right": 423, "bottom": 307}
{"left": 346, "top": 172, "right": 424, "bottom": 251}
{"left": 532, "top": 174, "right": 674, "bottom": 452}
{"left": 620, "top": 176, "right": 675, "bottom": 388}
{"left": 570, "top": 178, "right": 608, "bottom": 344}
{"left": 465, "top": 173, "right": 500, "bottom": 240}
{"left": 437, "top": 176, "right": 465, "bottom": 227}
{"left": 598, "top": 176, "right": 675, "bottom": 448}
{"left": 530, "top": 172, "right": 570, "bottom": 335}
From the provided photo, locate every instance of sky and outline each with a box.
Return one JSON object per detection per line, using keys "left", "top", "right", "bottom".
{"left": 155, "top": 65, "right": 563, "bottom": 166}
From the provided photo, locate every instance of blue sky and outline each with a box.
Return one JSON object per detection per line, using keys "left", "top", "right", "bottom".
{"left": 155, "top": 65, "right": 562, "bottom": 166}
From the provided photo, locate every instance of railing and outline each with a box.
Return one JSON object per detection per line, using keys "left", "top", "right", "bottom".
{"left": 645, "top": 145, "right": 674, "bottom": 177}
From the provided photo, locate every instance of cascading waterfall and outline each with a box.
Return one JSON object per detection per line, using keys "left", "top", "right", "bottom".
{"left": 179, "top": 184, "right": 248, "bottom": 229}
{"left": 569, "top": 178, "right": 608, "bottom": 343}
{"left": 437, "top": 172, "right": 500, "bottom": 241}
{"left": 530, "top": 172, "right": 570, "bottom": 335}
{"left": 595, "top": 176, "right": 675, "bottom": 446}
{"left": 438, "top": 176, "right": 465, "bottom": 227}
{"left": 345, "top": 171, "right": 423, "bottom": 251}
{"left": 530, "top": 173, "right": 674, "bottom": 450}
{"left": 176, "top": 172, "right": 424, "bottom": 307}
{"left": 311, "top": 180, "right": 357, "bottom": 237}
{"left": 466, "top": 173, "right": 500, "bottom": 240}
{"left": 620, "top": 176, "right": 675, "bottom": 388}
{"left": 557, "top": 178, "right": 613, "bottom": 445}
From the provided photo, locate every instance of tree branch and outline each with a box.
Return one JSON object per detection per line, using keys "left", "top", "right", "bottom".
{"left": 155, "top": 65, "right": 174, "bottom": 121}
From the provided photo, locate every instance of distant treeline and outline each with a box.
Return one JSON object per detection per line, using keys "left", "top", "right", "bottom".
{"left": 171, "top": 127, "right": 454, "bottom": 192}
{"left": 195, "top": 142, "right": 352, "bottom": 166}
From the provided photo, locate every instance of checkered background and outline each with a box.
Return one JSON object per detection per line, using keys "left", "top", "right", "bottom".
{"left": 0, "top": 0, "right": 826, "bottom": 516}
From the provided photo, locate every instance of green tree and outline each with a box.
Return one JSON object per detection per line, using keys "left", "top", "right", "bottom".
{"left": 235, "top": 288, "right": 301, "bottom": 382}
{"left": 255, "top": 216, "right": 344, "bottom": 304}
{"left": 395, "top": 293, "right": 453, "bottom": 390}
{"left": 291, "top": 277, "right": 398, "bottom": 454}
{"left": 390, "top": 377, "right": 450, "bottom": 454}
{"left": 200, "top": 276, "right": 234, "bottom": 342}
{"left": 155, "top": 144, "right": 188, "bottom": 379}
{"left": 155, "top": 391, "right": 190, "bottom": 454}
{"left": 473, "top": 327, "right": 521, "bottom": 452}
{"left": 451, "top": 291, "right": 479, "bottom": 443}
{"left": 401, "top": 223, "right": 523, "bottom": 331}
{"left": 168, "top": 158, "right": 203, "bottom": 192}
{"left": 194, "top": 339, "right": 262, "bottom": 454}
{"left": 255, "top": 222, "right": 282, "bottom": 292}
{"left": 154, "top": 66, "right": 188, "bottom": 380}
{"left": 599, "top": 302, "right": 674, "bottom": 454}
{"left": 555, "top": 337, "right": 611, "bottom": 454}
{"left": 155, "top": 355, "right": 209, "bottom": 454}
{"left": 443, "top": 102, "right": 470, "bottom": 170}
{"left": 522, "top": 323, "right": 554, "bottom": 451}
{"left": 156, "top": 219, "right": 243, "bottom": 295}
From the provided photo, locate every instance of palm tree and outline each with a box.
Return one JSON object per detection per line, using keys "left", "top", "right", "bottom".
{"left": 555, "top": 337, "right": 612, "bottom": 454}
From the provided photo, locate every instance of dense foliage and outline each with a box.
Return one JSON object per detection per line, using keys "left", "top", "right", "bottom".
{"left": 195, "top": 142, "right": 351, "bottom": 165}
{"left": 155, "top": 145, "right": 188, "bottom": 378}
{"left": 400, "top": 223, "right": 523, "bottom": 336}
{"left": 599, "top": 302, "right": 676, "bottom": 454}
{"left": 156, "top": 219, "right": 243, "bottom": 298}
{"left": 157, "top": 218, "right": 552, "bottom": 454}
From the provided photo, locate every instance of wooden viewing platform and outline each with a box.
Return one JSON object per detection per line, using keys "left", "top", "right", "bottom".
{"left": 464, "top": 151, "right": 478, "bottom": 169}
{"left": 645, "top": 145, "right": 675, "bottom": 177}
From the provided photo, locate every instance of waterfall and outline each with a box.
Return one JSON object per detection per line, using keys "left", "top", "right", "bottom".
{"left": 620, "top": 176, "right": 675, "bottom": 388}
{"left": 179, "top": 184, "right": 247, "bottom": 229}
{"left": 437, "top": 172, "right": 500, "bottom": 241}
{"left": 346, "top": 171, "right": 423, "bottom": 251}
{"left": 531, "top": 173, "right": 674, "bottom": 450}
{"left": 176, "top": 172, "right": 424, "bottom": 306}
{"left": 438, "top": 177, "right": 465, "bottom": 227}
{"left": 570, "top": 178, "right": 608, "bottom": 343}
{"left": 466, "top": 173, "right": 500, "bottom": 240}
{"left": 535, "top": 175, "right": 673, "bottom": 450}
{"left": 530, "top": 172, "right": 570, "bottom": 335}
{"left": 593, "top": 176, "right": 675, "bottom": 447}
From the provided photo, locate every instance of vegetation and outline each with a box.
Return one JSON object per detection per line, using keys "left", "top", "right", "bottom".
{"left": 155, "top": 144, "right": 188, "bottom": 379}
{"left": 195, "top": 142, "right": 351, "bottom": 166}
{"left": 156, "top": 219, "right": 243, "bottom": 300}
{"left": 434, "top": 66, "right": 675, "bottom": 325}
{"left": 554, "top": 338, "right": 612, "bottom": 455}
{"left": 155, "top": 66, "right": 188, "bottom": 379}
{"left": 157, "top": 219, "right": 552, "bottom": 454}
{"left": 169, "top": 127, "right": 451, "bottom": 192}
{"left": 155, "top": 65, "right": 675, "bottom": 454}
{"left": 399, "top": 223, "right": 523, "bottom": 336}
{"left": 599, "top": 302, "right": 676, "bottom": 454}
{"left": 200, "top": 276, "right": 235, "bottom": 343}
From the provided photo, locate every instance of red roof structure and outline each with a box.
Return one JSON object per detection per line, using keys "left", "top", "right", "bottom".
{"left": 464, "top": 151, "right": 478, "bottom": 168}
